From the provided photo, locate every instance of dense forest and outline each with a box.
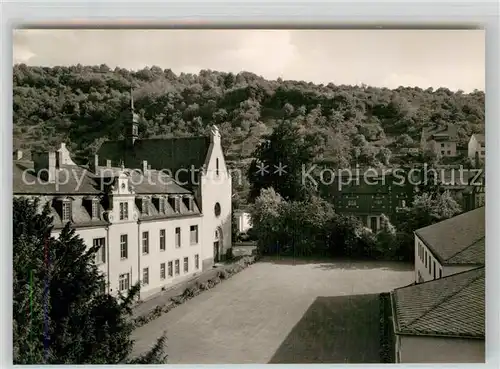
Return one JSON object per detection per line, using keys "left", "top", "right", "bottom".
{"left": 13, "top": 64, "right": 485, "bottom": 168}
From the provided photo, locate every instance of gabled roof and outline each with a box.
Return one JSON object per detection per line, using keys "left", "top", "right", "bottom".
{"left": 13, "top": 162, "right": 102, "bottom": 195}
{"left": 391, "top": 267, "right": 484, "bottom": 338}
{"left": 415, "top": 207, "right": 485, "bottom": 265}
{"left": 422, "top": 125, "right": 458, "bottom": 142}
{"left": 96, "top": 136, "right": 211, "bottom": 184}
{"left": 472, "top": 134, "right": 485, "bottom": 144}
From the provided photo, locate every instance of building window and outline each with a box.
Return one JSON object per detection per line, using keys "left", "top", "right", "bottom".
{"left": 184, "top": 257, "right": 189, "bottom": 273}
{"left": 168, "top": 261, "right": 173, "bottom": 277}
{"left": 142, "top": 231, "right": 149, "bottom": 254}
{"left": 91, "top": 199, "right": 99, "bottom": 219}
{"left": 190, "top": 225, "right": 199, "bottom": 245}
{"left": 142, "top": 267, "right": 149, "bottom": 285}
{"left": 160, "top": 263, "right": 166, "bottom": 280}
{"left": 119, "top": 273, "right": 130, "bottom": 292}
{"left": 369, "top": 217, "right": 378, "bottom": 232}
{"left": 216, "top": 158, "right": 220, "bottom": 176}
{"left": 424, "top": 250, "right": 427, "bottom": 268}
{"left": 62, "top": 200, "right": 72, "bottom": 222}
{"left": 159, "top": 229, "right": 166, "bottom": 251}
{"left": 93, "top": 238, "right": 106, "bottom": 264}
{"left": 195, "top": 254, "right": 199, "bottom": 270}
{"left": 119, "top": 202, "right": 129, "bottom": 220}
{"left": 175, "top": 197, "right": 180, "bottom": 213}
{"left": 159, "top": 197, "right": 166, "bottom": 213}
{"left": 214, "top": 202, "right": 221, "bottom": 217}
{"left": 347, "top": 200, "right": 356, "bottom": 206}
{"left": 120, "top": 234, "right": 128, "bottom": 259}
{"left": 175, "top": 259, "right": 180, "bottom": 275}
{"left": 433, "top": 261, "right": 436, "bottom": 279}
{"left": 175, "top": 227, "right": 181, "bottom": 248}
{"left": 428, "top": 255, "right": 431, "bottom": 274}
{"left": 439, "top": 268, "right": 442, "bottom": 278}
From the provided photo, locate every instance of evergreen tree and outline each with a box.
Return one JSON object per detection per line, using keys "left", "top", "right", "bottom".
{"left": 13, "top": 197, "right": 167, "bottom": 364}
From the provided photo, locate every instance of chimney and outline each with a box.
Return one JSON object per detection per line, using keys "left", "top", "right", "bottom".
{"left": 15, "top": 150, "right": 23, "bottom": 161}
{"left": 106, "top": 159, "right": 111, "bottom": 168}
{"left": 143, "top": 160, "right": 148, "bottom": 173}
{"left": 148, "top": 164, "right": 151, "bottom": 170}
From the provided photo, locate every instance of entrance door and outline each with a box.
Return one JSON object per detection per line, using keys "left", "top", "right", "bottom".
{"left": 213, "top": 241, "right": 220, "bottom": 263}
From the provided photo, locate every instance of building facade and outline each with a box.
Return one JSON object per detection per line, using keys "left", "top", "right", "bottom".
{"left": 468, "top": 133, "right": 485, "bottom": 160}
{"left": 13, "top": 106, "right": 232, "bottom": 300}
{"left": 413, "top": 207, "right": 484, "bottom": 283}
{"left": 420, "top": 124, "right": 458, "bottom": 157}
{"left": 319, "top": 170, "right": 416, "bottom": 232}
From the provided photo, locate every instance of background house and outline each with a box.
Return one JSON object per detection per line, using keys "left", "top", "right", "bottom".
{"left": 234, "top": 210, "right": 252, "bottom": 234}
{"left": 420, "top": 124, "right": 458, "bottom": 157}
{"left": 319, "top": 169, "right": 415, "bottom": 232}
{"left": 468, "top": 133, "right": 485, "bottom": 160}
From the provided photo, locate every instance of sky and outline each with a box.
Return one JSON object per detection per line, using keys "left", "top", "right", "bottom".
{"left": 13, "top": 29, "right": 485, "bottom": 92}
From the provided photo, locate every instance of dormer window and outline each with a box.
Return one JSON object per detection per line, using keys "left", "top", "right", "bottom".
{"left": 62, "top": 200, "right": 72, "bottom": 222}
{"left": 168, "top": 196, "right": 180, "bottom": 213}
{"left": 142, "top": 198, "right": 149, "bottom": 216}
{"left": 91, "top": 199, "right": 99, "bottom": 219}
{"left": 153, "top": 196, "right": 166, "bottom": 213}
{"left": 183, "top": 196, "right": 194, "bottom": 212}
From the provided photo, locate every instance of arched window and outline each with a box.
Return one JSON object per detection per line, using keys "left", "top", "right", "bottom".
{"left": 216, "top": 158, "right": 220, "bottom": 176}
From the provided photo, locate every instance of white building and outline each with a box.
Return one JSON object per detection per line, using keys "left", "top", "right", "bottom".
{"left": 13, "top": 100, "right": 232, "bottom": 300}
{"left": 413, "top": 207, "right": 484, "bottom": 283}
{"left": 234, "top": 210, "right": 252, "bottom": 234}
{"left": 390, "top": 207, "right": 485, "bottom": 363}
{"left": 468, "top": 133, "right": 485, "bottom": 160}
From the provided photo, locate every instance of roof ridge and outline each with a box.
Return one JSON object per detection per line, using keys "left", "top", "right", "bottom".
{"left": 447, "top": 236, "right": 485, "bottom": 261}
{"left": 393, "top": 265, "right": 484, "bottom": 292}
{"left": 403, "top": 269, "right": 484, "bottom": 329}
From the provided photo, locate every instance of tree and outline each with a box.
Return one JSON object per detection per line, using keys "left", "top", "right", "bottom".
{"left": 374, "top": 215, "right": 398, "bottom": 259}
{"left": 394, "top": 191, "right": 462, "bottom": 260}
{"left": 247, "top": 120, "right": 321, "bottom": 202}
{"left": 13, "top": 197, "right": 168, "bottom": 364}
{"left": 248, "top": 188, "right": 284, "bottom": 254}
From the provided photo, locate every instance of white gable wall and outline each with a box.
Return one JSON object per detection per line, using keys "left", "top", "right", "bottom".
{"left": 199, "top": 128, "right": 232, "bottom": 269}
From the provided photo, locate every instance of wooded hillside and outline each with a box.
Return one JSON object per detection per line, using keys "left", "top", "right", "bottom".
{"left": 13, "top": 64, "right": 485, "bottom": 167}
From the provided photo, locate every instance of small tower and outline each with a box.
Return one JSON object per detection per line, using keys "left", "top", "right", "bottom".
{"left": 127, "top": 87, "right": 139, "bottom": 146}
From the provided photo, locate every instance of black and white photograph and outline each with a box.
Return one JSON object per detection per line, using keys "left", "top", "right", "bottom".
{"left": 12, "top": 28, "right": 485, "bottom": 364}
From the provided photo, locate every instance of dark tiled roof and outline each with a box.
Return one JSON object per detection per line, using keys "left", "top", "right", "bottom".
{"left": 128, "top": 170, "right": 191, "bottom": 195}
{"left": 13, "top": 162, "right": 101, "bottom": 195}
{"left": 96, "top": 137, "right": 211, "bottom": 183}
{"left": 422, "top": 125, "right": 458, "bottom": 142}
{"left": 415, "top": 207, "right": 485, "bottom": 265}
{"left": 392, "top": 267, "right": 485, "bottom": 338}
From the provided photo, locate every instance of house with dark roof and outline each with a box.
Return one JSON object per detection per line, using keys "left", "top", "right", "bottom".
{"left": 13, "top": 94, "right": 232, "bottom": 300}
{"left": 420, "top": 124, "right": 459, "bottom": 157}
{"left": 390, "top": 266, "right": 485, "bottom": 363}
{"left": 468, "top": 133, "right": 485, "bottom": 160}
{"left": 414, "top": 207, "right": 484, "bottom": 284}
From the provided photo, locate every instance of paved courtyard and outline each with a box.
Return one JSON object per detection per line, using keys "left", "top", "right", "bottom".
{"left": 131, "top": 258, "right": 414, "bottom": 364}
